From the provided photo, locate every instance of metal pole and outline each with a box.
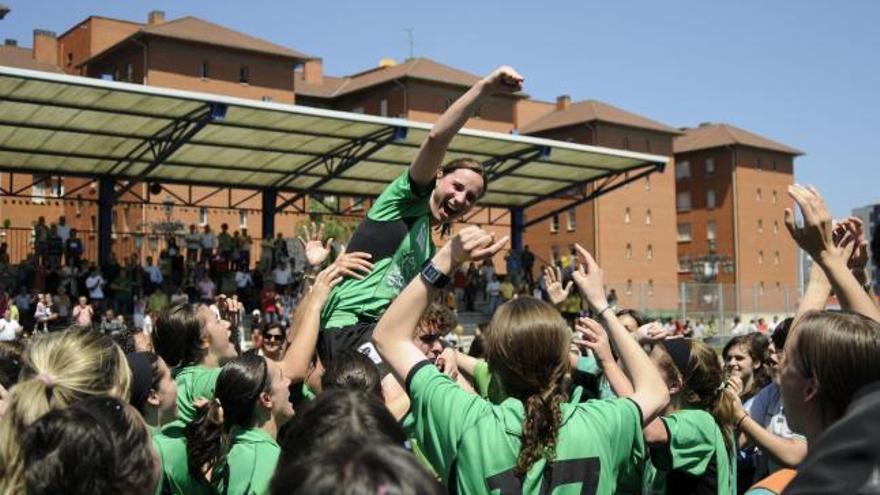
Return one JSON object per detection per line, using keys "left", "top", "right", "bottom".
{"left": 262, "top": 188, "right": 277, "bottom": 240}
{"left": 98, "top": 177, "right": 115, "bottom": 267}
{"left": 680, "top": 282, "right": 686, "bottom": 321}
{"left": 718, "top": 282, "right": 725, "bottom": 336}
{"left": 510, "top": 207, "right": 524, "bottom": 252}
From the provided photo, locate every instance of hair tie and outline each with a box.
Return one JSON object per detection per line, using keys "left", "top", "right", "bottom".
{"left": 34, "top": 373, "right": 55, "bottom": 388}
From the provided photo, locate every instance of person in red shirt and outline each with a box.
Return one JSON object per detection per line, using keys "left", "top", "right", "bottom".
{"left": 260, "top": 283, "right": 278, "bottom": 324}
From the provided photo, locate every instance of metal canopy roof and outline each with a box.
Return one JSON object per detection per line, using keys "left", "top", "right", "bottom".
{"left": 0, "top": 66, "right": 669, "bottom": 208}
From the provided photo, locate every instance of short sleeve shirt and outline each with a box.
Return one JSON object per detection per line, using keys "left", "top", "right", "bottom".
{"left": 153, "top": 422, "right": 212, "bottom": 495}
{"left": 407, "top": 361, "right": 644, "bottom": 495}
{"left": 643, "top": 409, "right": 736, "bottom": 495}
{"left": 213, "top": 427, "right": 280, "bottom": 495}
{"left": 173, "top": 365, "right": 221, "bottom": 424}
{"left": 748, "top": 383, "right": 804, "bottom": 478}
{"left": 320, "top": 172, "right": 435, "bottom": 329}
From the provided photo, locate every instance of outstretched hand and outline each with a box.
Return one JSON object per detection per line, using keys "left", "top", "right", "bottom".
{"left": 332, "top": 247, "right": 374, "bottom": 280}
{"left": 784, "top": 185, "right": 840, "bottom": 265}
{"left": 448, "top": 226, "right": 509, "bottom": 267}
{"left": 573, "top": 317, "right": 614, "bottom": 364}
{"left": 298, "top": 222, "right": 334, "bottom": 267}
{"left": 571, "top": 243, "right": 608, "bottom": 310}
{"left": 544, "top": 265, "right": 573, "bottom": 306}
{"left": 482, "top": 66, "right": 524, "bottom": 94}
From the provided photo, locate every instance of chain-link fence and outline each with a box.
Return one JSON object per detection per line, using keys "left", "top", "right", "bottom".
{"left": 603, "top": 281, "right": 800, "bottom": 337}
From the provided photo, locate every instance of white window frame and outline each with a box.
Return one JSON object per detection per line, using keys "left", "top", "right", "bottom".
{"left": 676, "top": 161, "right": 691, "bottom": 180}
{"left": 677, "top": 223, "right": 692, "bottom": 243}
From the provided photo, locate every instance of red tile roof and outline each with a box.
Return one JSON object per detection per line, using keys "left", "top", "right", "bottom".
{"left": 674, "top": 123, "right": 803, "bottom": 155}
{"left": 519, "top": 99, "right": 680, "bottom": 135}
{"left": 0, "top": 45, "right": 64, "bottom": 73}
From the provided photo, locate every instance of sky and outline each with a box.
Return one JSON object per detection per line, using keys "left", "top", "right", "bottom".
{"left": 2, "top": 0, "right": 878, "bottom": 218}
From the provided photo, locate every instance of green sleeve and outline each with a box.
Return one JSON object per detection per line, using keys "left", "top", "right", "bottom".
{"left": 472, "top": 359, "right": 492, "bottom": 398}
{"left": 576, "top": 354, "right": 602, "bottom": 375}
{"left": 367, "top": 171, "right": 432, "bottom": 221}
{"left": 406, "top": 361, "right": 493, "bottom": 481}
{"left": 653, "top": 411, "right": 718, "bottom": 475}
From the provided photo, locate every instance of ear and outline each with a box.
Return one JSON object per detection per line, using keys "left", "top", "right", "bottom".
{"left": 803, "top": 377, "right": 820, "bottom": 404}
{"left": 258, "top": 390, "right": 272, "bottom": 410}
{"left": 146, "top": 389, "right": 161, "bottom": 408}
{"left": 436, "top": 169, "right": 444, "bottom": 179}
{"left": 668, "top": 375, "right": 684, "bottom": 395}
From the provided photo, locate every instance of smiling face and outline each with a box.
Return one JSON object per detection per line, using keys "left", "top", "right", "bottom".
{"left": 428, "top": 167, "right": 484, "bottom": 224}
{"left": 724, "top": 343, "right": 757, "bottom": 383}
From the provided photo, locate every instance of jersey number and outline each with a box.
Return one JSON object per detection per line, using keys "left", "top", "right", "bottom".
{"left": 484, "top": 457, "right": 601, "bottom": 495}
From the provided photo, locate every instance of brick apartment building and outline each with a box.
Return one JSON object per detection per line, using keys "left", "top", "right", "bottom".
{"left": 673, "top": 123, "right": 802, "bottom": 316}
{"left": 852, "top": 203, "right": 880, "bottom": 298}
{"left": 0, "top": 9, "right": 803, "bottom": 316}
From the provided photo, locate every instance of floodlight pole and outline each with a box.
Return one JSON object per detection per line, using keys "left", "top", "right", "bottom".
{"left": 98, "top": 177, "right": 115, "bottom": 267}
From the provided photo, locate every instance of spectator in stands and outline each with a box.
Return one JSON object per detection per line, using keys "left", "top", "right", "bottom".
{"left": 485, "top": 274, "right": 501, "bottom": 315}
{"left": 239, "top": 228, "right": 253, "bottom": 270}
{"left": 272, "top": 260, "right": 293, "bottom": 294}
{"left": 184, "top": 224, "right": 201, "bottom": 262}
{"left": 72, "top": 295, "right": 94, "bottom": 328}
{"left": 64, "top": 228, "right": 83, "bottom": 267}
{"left": 197, "top": 271, "right": 216, "bottom": 304}
{"left": 147, "top": 286, "right": 169, "bottom": 316}
{"left": 217, "top": 223, "right": 233, "bottom": 260}
{"left": 0, "top": 309, "right": 21, "bottom": 341}
{"left": 46, "top": 225, "right": 63, "bottom": 269}
{"left": 32, "top": 216, "right": 48, "bottom": 266}
{"left": 201, "top": 224, "right": 215, "bottom": 263}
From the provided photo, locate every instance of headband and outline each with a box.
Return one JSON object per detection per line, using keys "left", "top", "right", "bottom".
{"left": 661, "top": 338, "right": 693, "bottom": 380}
{"left": 126, "top": 352, "right": 154, "bottom": 412}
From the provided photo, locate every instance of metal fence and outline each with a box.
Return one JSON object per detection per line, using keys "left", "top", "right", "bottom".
{"left": 602, "top": 281, "right": 799, "bottom": 337}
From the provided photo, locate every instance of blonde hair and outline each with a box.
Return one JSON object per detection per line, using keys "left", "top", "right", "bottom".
{"left": 484, "top": 297, "right": 570, "bottom": 477}
{"left": 0, "top": 328, "right": 131, "bottom": 494}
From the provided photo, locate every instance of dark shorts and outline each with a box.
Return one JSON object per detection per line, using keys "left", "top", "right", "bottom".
{"left": 317, "top": 320, "right": 388, "bottom": 375}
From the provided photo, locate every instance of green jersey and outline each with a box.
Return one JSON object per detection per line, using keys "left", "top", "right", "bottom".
{"left": 321, "top": 172, "right": 435, "bottom": 329}
{"left": 576, "top": 354, "right": 618, "bottom": 400}
{"left": 643, "top": 409, "right": 736, "bottom": 495}
{"left": 212, "top": 427, "right": 280, "bottom": 495}
{"left": 407, "top": 361, "right": 645, "bottom": 495}
{"left": 153, "top": 421, "right": 212, "bottom": 495}
{"left": 173, "top": 365, "right": 221, "bottom": 424}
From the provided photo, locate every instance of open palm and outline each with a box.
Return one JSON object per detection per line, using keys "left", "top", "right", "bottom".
{"left": 544, "top": 265, "right": 572, "bottom": 305}
{"left": 298, "top": 222, "right": 334, "bottom": 267}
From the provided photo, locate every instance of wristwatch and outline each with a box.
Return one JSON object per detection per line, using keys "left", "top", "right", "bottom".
{"left": 420, "top": 260, "right": 451, "bottom": 289}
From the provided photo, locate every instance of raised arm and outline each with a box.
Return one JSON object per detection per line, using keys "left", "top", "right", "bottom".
{"left": 409, "top": 66, "right": 523, "bottom": 186}
{"left": 572, "top": 244, "right": 669, "bottom": 425}
{"left": 573, "top": 317, "right": 635, "bottom": 397}
{"left": 374, "top": 226, "right": 508, "bottom": 381}
{"left": 786, "top": 185, "right": 880, "bottom": 321}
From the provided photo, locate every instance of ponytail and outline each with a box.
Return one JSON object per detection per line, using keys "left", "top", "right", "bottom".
{"left": 186, "top": 399, "right": 227, "bottom": 482}
{"left": 515, "top": 367, "right": 568, "bottom": 478}
{"left": 679, "top": 340, "right": 740, "bottom": 451}
{"left": 711, "top": 386, "right": 741, "bottom": 451}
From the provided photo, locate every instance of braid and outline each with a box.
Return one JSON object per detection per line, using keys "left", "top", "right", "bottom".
{"left": 515, "top": 366, "right": 568, "bottom": 478}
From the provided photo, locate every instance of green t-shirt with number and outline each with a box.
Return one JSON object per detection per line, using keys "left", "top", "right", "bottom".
{"left": 643, "top": 409, "right": 736, "bottom": 495}
{"left": 321, "top": 171, "right": 435, "bottom": 329}
{"left": 407, "top": 361, "right": 644, "bottom": 495}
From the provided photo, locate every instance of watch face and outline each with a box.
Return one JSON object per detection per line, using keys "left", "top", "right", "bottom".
{"left": 423, "top": 264, "right": 440, "bottom": 283}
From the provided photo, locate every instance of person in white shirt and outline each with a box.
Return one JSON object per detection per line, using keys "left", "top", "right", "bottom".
{"left": 143, "top": 255, "right": 163, "bottom": 288}
{"left": 0, "top": 309, "right": 21, "bottom": 341}
{"left": 730, "top": 316, "right": 752, "bottom": 336}
{"left": 85, "top": 269, "right": 105, "bottom": 309}
{"left": 185, "top": 224, "right": 202, "bottom": 262}
{"left": 56, "top": 215, "right": 71, "bottom": 245}
{"left": 272, "top": 261, "right": 292, "bottom": 292}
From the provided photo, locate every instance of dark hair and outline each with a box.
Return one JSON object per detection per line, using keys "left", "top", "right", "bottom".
{"left": 723, "top": 333, "right": 771, "bottom": 400}
{"left": 186, "top": 354, "right": 270, "bottom": 482}
{"left": 417, "top": 303, "right": 457, "bottom": 336}
{"left": 22, "top": 396, "right": 156, "bottom": 495}
{"left": 153, "top": 303, "right": 205, "bottom": 369}
{"left": 272, "top": 442, "right": 443, "bottom": 495}
{"left": 277, "top": 389, "right": 406, "bottom": 467}
{"left": 260, "top": 322, "right": 286, "bottom": 338}
{"left": 468, "top": 333, "right": 485, "bottom": 358}
{"left": 0, "top": 340, "right": 24, "bottom": 389}
{"left": 321, "top": 350, "right": 383, "bottom": 399}
{"left": 126, "top": 352, "right": 162, "bottom": 414}
{"left": 771, "top": 317, "right": 793, "bottom": 351}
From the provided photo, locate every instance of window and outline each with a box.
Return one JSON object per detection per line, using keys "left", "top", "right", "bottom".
{"left": 707, "top": 220, "right": 717, "bottom": 241}
{"left": 676, "top": 192, "right": 692, "bottom": 211}
{"left": 566, "top": 209, "right": 576, "bottom": 231}
{"left": 756, "top": 187, "right": 763, "bottom": 202}
{"left": 646, "top": 243, "right": 654, "bottom": 261}
{"left": 199, "top": 207, "right": 208, "bottom": 225}
{"left": 705, "top": 158, "right": 715, "bottom": 175}
{"left": 625, "top": 243, "right": 632, "bottom": 259}
{"left": 706, "top": 190, "right": 716, "bottom": 209}
{"left": 758, "top": 219, "right": 764, "bottom": 233}
{"left": 645, "top": 209, "right": 652, "bottom": 225}
{"left": 379, "top": 98, "right": 388, "bottom": 117}
{"left": 626, "top": 279, "right": 633, "bottom": 295}
{"left": 677, "top": 223, "right": 692, "bottom": 242}
{"left": 774, "top": 251, "right": 780, "bottom": 265}
{"left": 550, "top": 214, "right": 559, "bottom": 233}
{"left": 773, "top": 220, "right": 779, "bottom": 234}
{"left": 261, "top": 96, "right": 274, "bottom": 102}
{"left": 676, "top": 161, "right": 691, "bottom": 180}
{"left": 31, "top": 174, "right": 63, "bottom": 203}
{"left": 200, "top": 61, "right": 209, "bottom": 79}
{"left": 125, "top": 63, "right": 133, "bottom": 81}
{"left": 678, "top": 255, "right": 692, "bottom": 273}
{"left": 66, "top": 53, "right": 73, "bottom": 66}
{"left": 239, "top": 66, "right": 249, "bottom": 84}
{"left": 624, "top": 207, "right": 631, "bottom": 224}
{"left": 758, "top": 250, "right": 764, "bottom": 265}
{"left": 239, "top": 210, "right": 247, "bottom": 228}
{"left": 772, "top": 190, "right": 778, "bottom": 204}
